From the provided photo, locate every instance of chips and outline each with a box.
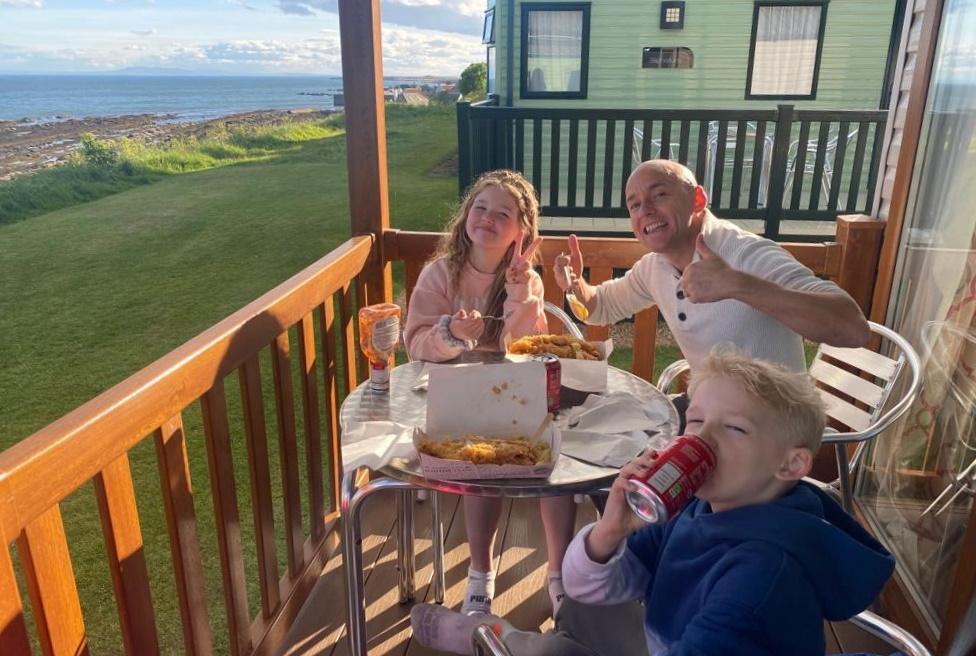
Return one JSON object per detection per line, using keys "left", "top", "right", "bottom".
{"left": 418, "top": 435, "right": 551, "bottom": 466}
{"left": 508, "top": 334, "right": 601, "bottom": 361}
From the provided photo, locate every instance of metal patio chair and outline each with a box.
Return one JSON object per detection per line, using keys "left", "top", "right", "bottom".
{"left": 472, "top": 608, "right": 932, "bottom": 656}
{"left": 784, "top": 126, "right": 861, "bottom": 206}
{"left": 632, "top": 126, "right": 679, "bottom": 167}
{"left": 703, "top": 120, "right": 775, "bottom": 206}
{"left": 656, "top": 322, "right": 923, "bottom": 512}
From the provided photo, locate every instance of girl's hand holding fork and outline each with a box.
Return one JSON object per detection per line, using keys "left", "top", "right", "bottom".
{"left": 449, "top": 309, "right": 485, "bottom": 343}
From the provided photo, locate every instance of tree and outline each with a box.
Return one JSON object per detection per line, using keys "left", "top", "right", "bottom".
{"left": 458, "top": 62, "right": 487, "bottom": 101}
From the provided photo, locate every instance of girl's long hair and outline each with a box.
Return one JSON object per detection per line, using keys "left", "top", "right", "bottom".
{"left": 432, "top": 169, "right": 541, "bottom": 345}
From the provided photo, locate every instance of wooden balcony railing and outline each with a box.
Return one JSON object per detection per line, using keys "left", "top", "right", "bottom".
{"left": 0, "top": 219, "right": 883, "bottom": 655}
{"left": 457, "top": 101, "right": 887, "bottom": 241}
{"left": 0, "top": 236, "right": 373, "bottom": 656}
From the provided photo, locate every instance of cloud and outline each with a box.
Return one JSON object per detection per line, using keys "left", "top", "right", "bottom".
{"left": 276, "top": 0, "right": 483, "bottom": 35}
{"left": 131, "top": 28, "right": 157, "bottom": 36}
{"left": 0, "top": 21, "right": 482, "bottom": 76}
{"left": 226, "top": 0, "right": 258, "bottom": 10}
{"left": 0, "top": 0, "right": 44, "bottom": 7}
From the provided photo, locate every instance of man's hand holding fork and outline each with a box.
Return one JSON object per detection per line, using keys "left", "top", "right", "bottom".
{"left": 554, "top": 234, "right": 597, "bottom": 320}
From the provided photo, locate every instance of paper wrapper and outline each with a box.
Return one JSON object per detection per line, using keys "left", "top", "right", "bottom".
{"left": 506, "top": 339, "right": 613, "bottom": 393}
{"left": 413, "top": 420, "right": 561, "bottom": 480}
{"left": 556, "top": 391, "right": 674, "bottom": 468}
{"left": 341, "top": 421, "right": 415, "bottom": 473}
{"left": 419, "top": 360, "right": 556, "bottom": 479}
{"left": 558, "top": 339, "right": 612, "bottom": 393}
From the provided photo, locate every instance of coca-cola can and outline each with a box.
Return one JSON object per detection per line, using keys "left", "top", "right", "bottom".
{"left": 625, "top": 435, "right": 716, "bottom": 523}
{"left": 532, "top": 353, "right": 561, "bottom": 415}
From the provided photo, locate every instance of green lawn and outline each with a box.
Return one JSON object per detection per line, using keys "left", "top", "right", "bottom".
{"left": 0, "top": 104, "right": 679, "bottom": 653}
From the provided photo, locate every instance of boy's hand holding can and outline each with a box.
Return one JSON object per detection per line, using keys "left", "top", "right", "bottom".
{"left": 585, "top": 451, "right": 658, "bottom": 563}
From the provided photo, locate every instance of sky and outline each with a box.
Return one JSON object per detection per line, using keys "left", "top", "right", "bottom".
{"left": 0, "top": 0, "right": 487, "bottom": 76}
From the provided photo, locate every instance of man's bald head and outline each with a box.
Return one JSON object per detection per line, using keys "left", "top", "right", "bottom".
{"left": 627, "top": 159, "right": 699, "bottom": 192}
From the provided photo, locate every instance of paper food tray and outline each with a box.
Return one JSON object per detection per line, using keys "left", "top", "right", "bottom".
{"left": 413, "top": 424, "right": 561, "bottom": 480}
{"left": 507, "top": 338, "right": 613, "bottom": 393}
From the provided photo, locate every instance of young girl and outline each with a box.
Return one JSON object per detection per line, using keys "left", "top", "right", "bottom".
{"left": 404, "top": 169, "right": 576, "bottom": 617}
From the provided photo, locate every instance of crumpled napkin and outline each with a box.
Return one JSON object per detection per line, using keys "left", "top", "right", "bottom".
{"left": 341, "top": 421, "right": 416, "bottom": 473}
{"left": 557, "top": 392, "right": 673, "bottom": 468}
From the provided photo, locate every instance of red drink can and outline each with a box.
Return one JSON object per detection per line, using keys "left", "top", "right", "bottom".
{"left": 532, "top": 354, "right": 561, "bottom": 415}
{"left": 625, "top": 435, "right": 716, "bottom": 523}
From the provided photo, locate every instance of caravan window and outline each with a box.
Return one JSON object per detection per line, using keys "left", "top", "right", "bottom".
{"left": 746, "top": 1, "right": 828, "bottom": 99}
{"left": 520, "top": 3, "right": 591, "bottom": 99}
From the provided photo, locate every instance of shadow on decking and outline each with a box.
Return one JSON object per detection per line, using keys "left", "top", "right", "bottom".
{"left": 280, "top": 492, "right": 892, "bottom": 656}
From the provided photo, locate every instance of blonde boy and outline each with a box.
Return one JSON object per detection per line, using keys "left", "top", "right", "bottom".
{"left": 411, "top": 350, "right": 895, "bottom": 656}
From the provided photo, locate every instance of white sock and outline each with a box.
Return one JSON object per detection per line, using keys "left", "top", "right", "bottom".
{"left": 461, "top": 567, "right": 495, "bottom": 615}
{"left": 547, "top": 571, "right": 566, "bottom": 616}
{"left": 410, "top": 603, "right": 502, "bottom": 656}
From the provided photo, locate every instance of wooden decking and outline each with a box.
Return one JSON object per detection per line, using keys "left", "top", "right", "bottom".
{"left": 280, "top": 492, "right": 893, "bottom": 656}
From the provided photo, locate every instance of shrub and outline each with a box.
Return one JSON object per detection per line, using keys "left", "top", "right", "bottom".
{"left": 79, "top": 133, "right": 120, "bottom": 168}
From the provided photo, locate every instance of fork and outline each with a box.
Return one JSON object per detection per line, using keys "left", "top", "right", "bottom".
{"left": 481, "top": 311, "right": 514, "bottom": 322}
{"left": 560, "top": 257, "right": 590, "bottom": 321}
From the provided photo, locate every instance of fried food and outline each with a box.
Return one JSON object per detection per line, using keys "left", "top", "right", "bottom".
{"left": 508, "top": 334, "right": 601, "bottom": 361}
{"left": 419, "top": 435, "right": 551, "bottom": 466}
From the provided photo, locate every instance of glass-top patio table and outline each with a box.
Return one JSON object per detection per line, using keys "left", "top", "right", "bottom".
{"left": 338, "top": 357, "right": 679, "bottom": 656}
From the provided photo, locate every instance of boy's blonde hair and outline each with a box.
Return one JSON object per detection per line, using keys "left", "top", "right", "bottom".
{"left": 433, "top": 169, "right": 540, "bottom": 344}
{"left": 688, "top": 349, "right": 826, "bottom": 452}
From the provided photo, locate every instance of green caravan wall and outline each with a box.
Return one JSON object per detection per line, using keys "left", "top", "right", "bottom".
{"left": 493, "top": 0, "right": 896, "bottom": 111}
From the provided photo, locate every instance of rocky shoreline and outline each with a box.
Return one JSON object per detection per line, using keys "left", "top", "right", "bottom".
{"left": 0, "top": 107, "right": 336, "bottom": 182}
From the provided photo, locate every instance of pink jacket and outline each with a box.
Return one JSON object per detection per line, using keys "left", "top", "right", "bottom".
{"left": 404, "top": 257, "right": 548, "bottom": 362}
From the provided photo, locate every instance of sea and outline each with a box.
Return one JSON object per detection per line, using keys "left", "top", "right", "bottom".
{"left": 0, "top": 74, "right": 446, "bottom": 123}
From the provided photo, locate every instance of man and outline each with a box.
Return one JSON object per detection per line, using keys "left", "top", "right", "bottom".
{"left": 555, "top": 159, "right": 869, "bottom": 375}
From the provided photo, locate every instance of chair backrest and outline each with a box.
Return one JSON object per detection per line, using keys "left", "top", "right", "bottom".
{"left": 812, "top": 321, "right": 922, "bottom": 446}
{"left": 809, "top": 322, "right": 922, "bottom": 511}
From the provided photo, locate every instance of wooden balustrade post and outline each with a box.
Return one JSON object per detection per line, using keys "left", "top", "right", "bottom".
{"left": 338, "top": 0, "right": 392, "bottom": 306}
{"left": 834, "top": 214, "right": 886, "bottom": 317}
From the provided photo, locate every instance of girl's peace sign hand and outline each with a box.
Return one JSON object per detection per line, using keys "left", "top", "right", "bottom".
{"left": 506, "top": 231, "right": 543, "bottom": 284}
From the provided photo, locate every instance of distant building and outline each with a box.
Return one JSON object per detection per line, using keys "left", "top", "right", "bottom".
{"left": 399, "top": 88, "right": 430, "bottom": 106}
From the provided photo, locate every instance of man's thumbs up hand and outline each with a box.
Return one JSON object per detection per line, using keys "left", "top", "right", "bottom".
{"left": 695, "top": 233, "right": 718, "bottom": 259}
{"left": 679, "top": 233, "right": 739, "bottom": 303}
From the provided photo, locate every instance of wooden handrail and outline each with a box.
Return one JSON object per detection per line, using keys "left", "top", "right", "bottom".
{"left": 0, "top": 235, "right": 372, "bottom": 540}
{"left": 0, "top": 235, "right": 372, "bottom": 656}
{"left": 384, "top": 224, "right": 872, "bottom": 381}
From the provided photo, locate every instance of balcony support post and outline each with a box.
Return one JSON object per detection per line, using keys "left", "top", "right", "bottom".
{"left": 338, "top": 0, "right": 392, "bottom": 305}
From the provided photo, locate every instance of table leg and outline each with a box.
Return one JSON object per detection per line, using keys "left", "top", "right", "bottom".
{"left": 431, "top": 491, "right": 445, "bottom": 604}
{"left": 341, "top": 472, "right": 417, "bottom": 656}
{"left": 341, "top": 470, "right": 368, "bottom": 656}
{"left": 397, "top": 489, "right": 416, "bottom": 603}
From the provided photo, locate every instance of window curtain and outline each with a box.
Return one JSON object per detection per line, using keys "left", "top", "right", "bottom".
{"left": 751, "top": 5, "right": 822, "bottom": 96}
{"left": 526, "top": 10, "right": 583, "bottom": 92}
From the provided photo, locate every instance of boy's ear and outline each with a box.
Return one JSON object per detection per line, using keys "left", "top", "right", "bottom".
{"left": 776, "top": 447, "right": 813, "bottom": 482}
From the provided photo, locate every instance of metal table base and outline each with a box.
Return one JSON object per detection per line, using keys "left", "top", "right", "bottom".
{"left": 338, "top": 361, "right": 677, "bottom": 656}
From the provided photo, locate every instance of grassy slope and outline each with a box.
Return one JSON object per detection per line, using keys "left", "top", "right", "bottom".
{"left": 1, "top": 106, "right": 457, "bottom": 442}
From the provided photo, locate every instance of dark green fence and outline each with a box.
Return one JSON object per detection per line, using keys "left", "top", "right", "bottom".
{"left": 457, "top": 100, "right": 886, "bottom": 241}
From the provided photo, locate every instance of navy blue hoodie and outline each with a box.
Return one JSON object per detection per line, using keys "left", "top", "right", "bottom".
{"left": 562, "top": 482, "right": 894, "bottom": 655}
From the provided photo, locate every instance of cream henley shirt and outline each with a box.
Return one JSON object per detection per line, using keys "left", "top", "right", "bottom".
{"left": 588, "top": 216, "right": 842, "bottom": 372}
